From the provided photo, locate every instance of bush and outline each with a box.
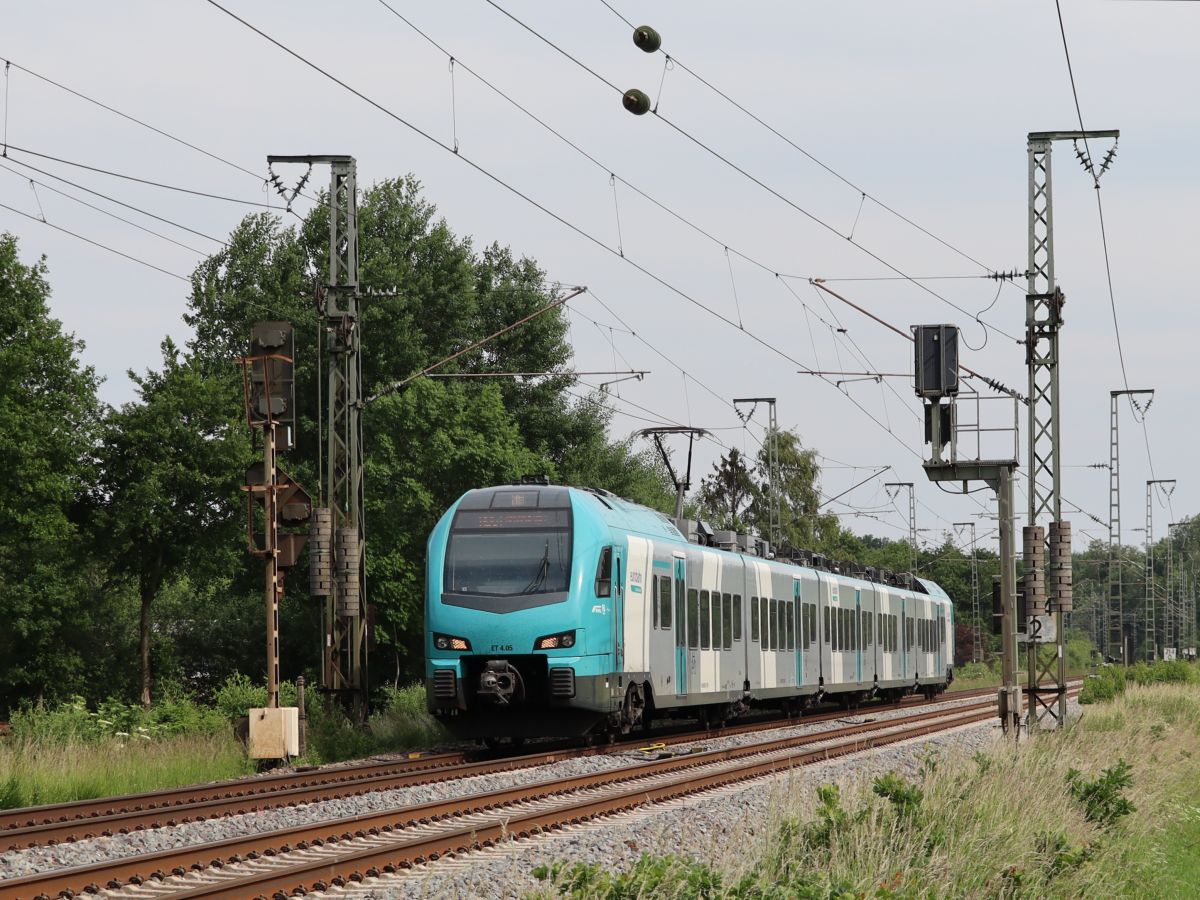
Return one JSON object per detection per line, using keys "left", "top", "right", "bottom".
{"left": 368, "top": 683, "right": 447, "bottom": 750}
{"left": 9, "top": 695, "right": 225, "bottom": 743}
{"left": 213, "top": 673, "right": 297, "bottom": 721}
{"left": 1127, "top": 660, "right": 1197, "bottom": 687}
{"left": 955, "top": 661, "right": 991, "bottom": 682}
{"left": 1079, "top": 665, "right": 1126, "bottom": 705}
{"left": 1066, "top": 759, "right": 1136, "bottom": 828}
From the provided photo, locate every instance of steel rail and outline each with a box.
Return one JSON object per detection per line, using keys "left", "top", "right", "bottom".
{"left": 0, "top": 681, "right": 1075, "bottom": 851}
{"left": 0, "top": 691, "right": 1079, "bottom": 900}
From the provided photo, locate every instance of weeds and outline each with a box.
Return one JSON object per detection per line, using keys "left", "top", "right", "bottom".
{"left": 532, "top": 684, "right": 1200, "bottom": 899}
{"left": 1066, "top": 759, "right": 1136, "bottom": 827}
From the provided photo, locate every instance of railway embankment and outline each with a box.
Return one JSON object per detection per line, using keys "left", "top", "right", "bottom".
{"left": 524, "top": 668, "right": 1200, "bottom": 899}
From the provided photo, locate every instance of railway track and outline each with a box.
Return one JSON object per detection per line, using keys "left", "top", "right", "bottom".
{"left": 0, "top": 687, "right": 1080, "bottom": 900}
{"left": 0, "top": 683, "right": 1025, "bottom": 851}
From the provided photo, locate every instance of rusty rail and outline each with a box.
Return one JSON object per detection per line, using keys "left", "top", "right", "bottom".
{"left": 0, "top": 690, "right": 1079, "bottom": 900}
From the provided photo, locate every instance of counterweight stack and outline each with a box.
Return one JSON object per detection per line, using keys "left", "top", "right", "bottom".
{"left": 1049, "top": 520, "right": 1073, "bottom": 613}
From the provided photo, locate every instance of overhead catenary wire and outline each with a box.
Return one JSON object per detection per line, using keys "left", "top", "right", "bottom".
{"left": 481, "top": 0, "right": 1021, "bottom": 344}
{"left": 206, "top": 1, "right": 1079, "bottom": 551}
{"left": 4, "top": 143, "right": 280, "bottom": 210}
{"left": 1052, "top": 0, "right": 1165, "bottom": 509}
{"left": 0, "top": 197, "right": 189, "bottom": 282}
{"left": 0, "top": 56, "right": 313, "bottom": 217}
{"left": 593, "top": 1, "right": 1010, "bottom": 281}
{"left": 2, "top": 153, "right": 228, "bottom": 245}
{"left": 0, "top": 159, "right": 209, "bottom": 255}
{"left": 369, "top": 0, "right": 1020, "bottom": 444}
{"left": 204, "top": 0, "right": 941, "bottom": 466}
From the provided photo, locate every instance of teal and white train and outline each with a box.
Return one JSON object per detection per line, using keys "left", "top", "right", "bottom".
{"left": 425, "top": 481, "right": 954, "bottom": 741}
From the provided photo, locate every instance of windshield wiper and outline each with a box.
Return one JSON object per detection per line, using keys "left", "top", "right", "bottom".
{"left": 521, "top": 541, "right": 551, "bottom": 594}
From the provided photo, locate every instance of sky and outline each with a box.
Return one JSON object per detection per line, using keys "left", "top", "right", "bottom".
{"left": 2, "top": 0, "right": 1196, "bottom": 561}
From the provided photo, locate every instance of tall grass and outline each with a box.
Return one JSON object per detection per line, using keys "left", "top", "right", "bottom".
{"left": 535, "top": 683, "right": 1200, "bottom": 898}
{"left": 0, "top": 731, "right": 253, "bottom": 809}
{"left": 0, "top": 681, "right": 447, "bottom": 809}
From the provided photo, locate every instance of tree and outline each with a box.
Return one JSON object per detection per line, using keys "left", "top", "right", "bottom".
{"left": 96, "top": 341, "right": 250, "bottom": 706}
{"left": 177, "top": 176, "right": 672, "bottom": 690}
{"left": 752, "top": 429, "right": 842, "bottom": 552}
{"left": 699, "top": 448, "right": 757, "bottom": 532}
{"left": 0, "top": 235, "right": 105, "bottom": 712}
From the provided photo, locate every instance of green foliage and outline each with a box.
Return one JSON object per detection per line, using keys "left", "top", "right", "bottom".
{"left": 1080, "top": 665, "right": 1128, "bottom": 704}
{"left": 1066, "top": 759, "right": 1136, "bottom": 827}
{"left": 533, "top": 852, "right": 860, "bottom": 900}
{"left": 212, "top": 673, "right": 298, "bottom": 721}
{"left": 1127, "top": 659, "right": 1198, "bottom": 686}
{"left": 0, "top": 234, "right": 106, "bottom": 713}
{"left": 872, "top": 772, "right": 924, "bottom": 820}
{"left": 8, "top": 694, "right": 225, "bottom": 743}
{"left": 698, "top": 446, "right": 757, "bottom": 532}
{"left": 368, "top": 683, "right": 447, "bottom": 750}
{"left": 1034, "top": 831, "right": 1095, "bottom": 878}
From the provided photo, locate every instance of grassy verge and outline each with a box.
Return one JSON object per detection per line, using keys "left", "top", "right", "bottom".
{"left": 0, "top": 681, "right": 446, "bottom": 809}
{"left": 533, "top": 681, "right": 1200, "bottom": 898}
{"left": 0, "top": 731, "right": 253, "bottom": 808}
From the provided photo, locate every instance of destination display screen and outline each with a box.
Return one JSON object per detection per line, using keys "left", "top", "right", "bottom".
{"left": 453, "top": 509, "right": 570, "bottom": 531}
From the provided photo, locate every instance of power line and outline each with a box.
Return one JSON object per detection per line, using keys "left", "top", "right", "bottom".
{"left": 0, "top": 159, "right": 208, "bottom": 255}
{"left": 0, "top": 197, "right": 189, "bottom": 282}
{"left": 2, "top": 152, "right": 227, "bottom": 245}
{"left": 202, "top": 0, "right": 937, "bottom": 467}
{"left": 0, "top": 55, "right": 313, "bottom": 219}
{"left": 1052, "top": 0, "right": 1163, "bottom": 499}
{"left": 480, "top": 0, "right": 1021, "bottom": 344}
{"left": 594, "top": 0, "right": 1011, "bottom": 280}
{"left": 4, "top": 143, "right": 278, "bottom": 209}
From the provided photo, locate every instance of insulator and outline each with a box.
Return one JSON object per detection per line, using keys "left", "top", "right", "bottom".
{"left": 623, "top": 88, "right": 652, "bottom": 116}
{"left": 632, "top": 25, "right": 662, "bottom": 53}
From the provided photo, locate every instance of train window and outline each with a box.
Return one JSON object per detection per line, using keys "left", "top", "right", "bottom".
{"left": 700, "top": 591, "right": 711, "bottom": 650}
{"left": 832, "top": 607, "right": 839, "bottom": 652}
{"left": 751, "top": 597, "right": 759, "bottom": 641}
{"left": 652, "top": 576, "right": 660, "bottom": 629}
{"left": 712, "top": 592, "right": 722, "bottom": 650}
{"left": 675, "top": 584, "right": 686, "bottom": 648}
{"left": 824, "top": 605, "right": 830, "bottom": 645}
{"left": 594, "top": 547, "right": 612, "bottom": 597}
{"left": 864, "top": 610, "right": 872, "bottom": 647}
{"left": 801, "top": 602, "right": 809, "bottom": 645}
{"left": 786, "top": 602, "right": 795, "bottom": 651}
{"left": 722, "top": 594, "right": 733, "bottom": 650}
{"left": 852, "top": 608, "right": 859, "bottom": 651}
{"left": 906, "top": 617, "right": 913, "bottom": 651}
{"left": 808, "top": 604, "right": 817, "bottom": 647}
{"left": 761, "top": 597, "right": 769, "bottom": 647}
{"left": 658, "top": 575, "right": 672, "bottom": 630}
{"left": 768, "top": 598, "right": 778, "bottom": 650}
{"left": 733, "top": 595, "right": 743, "bottom": 641}
{"left": 687, "top": 589, "right": 699, "bottom": 649}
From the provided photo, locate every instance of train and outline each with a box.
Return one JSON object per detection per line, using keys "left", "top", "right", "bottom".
{"left": 425, "top": 480, "right": 955, "bottom": 742}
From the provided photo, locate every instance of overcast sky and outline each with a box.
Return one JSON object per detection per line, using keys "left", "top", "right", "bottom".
{"left": 3, "top": 1, "right": 1196, "bottom": 559}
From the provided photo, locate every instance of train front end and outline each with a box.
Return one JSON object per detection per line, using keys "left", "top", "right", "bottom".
{"left": 424, "top": 484, "right": 616, "bottom": 739}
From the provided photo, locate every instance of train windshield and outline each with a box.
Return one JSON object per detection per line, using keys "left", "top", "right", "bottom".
{"left": 444, "top": 508, "right": 572, "bottom": 597}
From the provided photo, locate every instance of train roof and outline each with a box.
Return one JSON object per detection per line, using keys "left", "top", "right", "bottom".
{"left": 456, "top": 481, "right": 946, "bottom": 600}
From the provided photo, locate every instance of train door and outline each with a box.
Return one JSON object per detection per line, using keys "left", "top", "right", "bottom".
{"left": 613, "top": 549, "right": 625, "bottom": 678}
{"left": 793, "top": 577, "right": 803, "bottom": 689}
{"left": 855, "top": 588, "right": 862, "bottom": 684}
{"left": 674, "top": 556, "right": 687, "bottom": 696}
{"left": 900, "top": 595, "right": 907, "bottom": 681}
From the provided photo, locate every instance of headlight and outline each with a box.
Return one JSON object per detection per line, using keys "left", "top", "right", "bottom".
{"left": 433, "top": 633, "right": 471, "bottom": 651}
{"left": 535, "top": 630, "right": 576, "bottom": 650}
